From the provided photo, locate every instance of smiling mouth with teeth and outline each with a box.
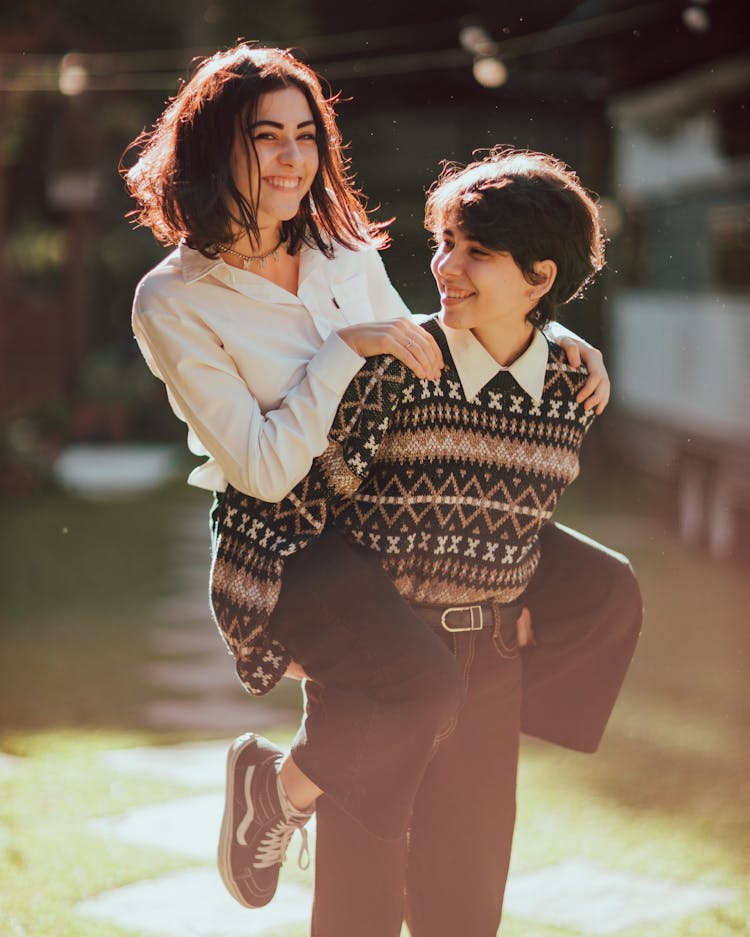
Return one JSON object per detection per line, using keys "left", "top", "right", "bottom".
{"left": 264, "top": 177, "right": 300, "bottom": 189}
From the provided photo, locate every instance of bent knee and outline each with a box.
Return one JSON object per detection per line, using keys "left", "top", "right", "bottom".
{"left": 608, "top": 558, "right": 644, "bottom": 640}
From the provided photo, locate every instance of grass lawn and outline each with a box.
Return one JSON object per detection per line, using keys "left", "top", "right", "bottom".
{"left": 0, "top": 483, "right": 209, "bottom": 936}
{"left": 1, "top": 475, "right": 748, "bottom": 936}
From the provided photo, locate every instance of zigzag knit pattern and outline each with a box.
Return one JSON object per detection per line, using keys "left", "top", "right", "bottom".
{"left": 333, "top": 323, "right": 596, "bottom": 607}
{"left": 210, "top": 318, "right": 595, "bottom": 696}
{"left": 209, "top": 354, "right": 410, "bottom": 695}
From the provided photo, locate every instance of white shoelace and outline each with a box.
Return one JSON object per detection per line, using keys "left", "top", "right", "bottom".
{"left": 254, "top": 818, "right": 310, "bottom": 871}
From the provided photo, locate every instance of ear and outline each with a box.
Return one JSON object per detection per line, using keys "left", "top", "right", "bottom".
{"left": 528, "top": 260, "right": 557, "bottom": 300}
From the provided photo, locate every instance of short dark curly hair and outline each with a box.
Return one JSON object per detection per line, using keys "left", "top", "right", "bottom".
{"left": 424, "top": 147, "right": 605, "bottom": 329}
{"left": 121, "top": 44, "right": 386, "bottom": 258}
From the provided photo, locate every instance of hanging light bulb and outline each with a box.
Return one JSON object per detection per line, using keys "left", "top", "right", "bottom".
{"left": 459, "top": 22, "right": 508, "bottom": 89}
{"left": 58, "top": 53, "right": 89, "bottom": 96}
{"left": 682, "top": 0, "right": 711, "bottom": 33}
{"left": 473, "top": 57, "right": 508, "bottom": 88}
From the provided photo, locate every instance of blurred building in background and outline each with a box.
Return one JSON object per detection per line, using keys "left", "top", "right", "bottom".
{"left": 0, "top": 1, "right": 747, "bottom": 550}
{"left": 607, "top": 54, "right": 750, "bottom": 558}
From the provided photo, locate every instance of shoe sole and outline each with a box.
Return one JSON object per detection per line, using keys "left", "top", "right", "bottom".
{"left": 217, "top": 733, "right": 275, "bottom": 909}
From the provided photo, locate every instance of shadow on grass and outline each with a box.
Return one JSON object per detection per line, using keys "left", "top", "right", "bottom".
{"left": 588, "top": 720, "right": 747, "bottom": 819}
{"left": 519, "top": 680, "right": 750, "bottom": 878}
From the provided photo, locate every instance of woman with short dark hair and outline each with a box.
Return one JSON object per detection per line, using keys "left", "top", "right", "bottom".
{"left": 207, "top": 147, "right": 640, "bottom": 936}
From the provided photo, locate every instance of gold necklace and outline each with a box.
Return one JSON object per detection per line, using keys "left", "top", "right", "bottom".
{"left": 219, "top": 237, "right": 284, "bottom": 270}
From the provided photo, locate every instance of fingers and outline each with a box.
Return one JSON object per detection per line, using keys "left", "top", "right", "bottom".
{"left": 394, "top": 322, "right": 443, "bottom": 380}
{"left": 516, "top": 607, "right": 535, "bottom": 648}
{"left": 284, "top": 661, "right": 308, "bottom": 681}
{"left": 576, "top": 372, "right": 610, "bottom": 414}
{"left": 558, "top": 337, "right": 582, "bottom": 368}
{"left": 337, "top": 319, "right": 444, "bottom": 380}
{"left": 571, "top": 345, "right": 610, "bottom": 415}
{"left": 562, "top": 337, "right": 611, "bottom": 412}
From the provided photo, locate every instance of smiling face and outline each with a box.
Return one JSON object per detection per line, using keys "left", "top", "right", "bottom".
{"left": 430, "top": 222, "right": 540, "bottom": 333}
{"left": 229, "top": 85, "right": 320, "bottom": 238}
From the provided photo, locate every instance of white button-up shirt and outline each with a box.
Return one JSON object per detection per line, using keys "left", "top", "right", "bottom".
{"left": 132, "top": 241, "right": 410, "bottom": 500}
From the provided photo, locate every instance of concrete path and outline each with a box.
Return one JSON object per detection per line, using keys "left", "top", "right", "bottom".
{"left": 74, "top": 502, "right": 737, "bottom": 936}
{"left": 77, "top": 739, "right": 736, "bottom": 937}
{"left": 79, "top": 741, "right": 315, "bottom": 936}
{"left": 0, "top": 752, "right": 22, "bottom": 776}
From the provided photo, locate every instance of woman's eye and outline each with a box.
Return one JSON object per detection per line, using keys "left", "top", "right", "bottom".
{"left": 299, "top": 133, "right": 317, "bottom": 141}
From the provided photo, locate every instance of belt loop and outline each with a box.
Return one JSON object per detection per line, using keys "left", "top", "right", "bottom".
{"left": 470, "top": 605, "right": 482, "bottom": 630}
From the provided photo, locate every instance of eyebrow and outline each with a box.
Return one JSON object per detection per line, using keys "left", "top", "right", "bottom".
{"left": 442, "top": 226, "right": 484, "bottom": 245}
{"left": 249, "top": 119, "right": 317, "bottom": 130}
{"left": 441, "top": 227, "right": 471, "bottom": 241}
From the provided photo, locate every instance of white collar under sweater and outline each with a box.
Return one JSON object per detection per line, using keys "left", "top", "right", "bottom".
{"left": 437, "top": 316, "right": 549, "bottom": 405}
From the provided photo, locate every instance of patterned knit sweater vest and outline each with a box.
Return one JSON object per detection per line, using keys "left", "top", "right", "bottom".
{"left": 210, "top": 317, "right": 596, "bottom": 695}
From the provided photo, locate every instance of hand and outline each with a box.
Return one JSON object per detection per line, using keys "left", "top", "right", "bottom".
{"left": 557, "top": 338, "right": 610, "bottom": 414}
{"left": 284, "top": 660, "right": 309, "bottom": 681}
{"left": 516, "top": 607, "right": 536, "bottom": 648}
{"left": 338, "top": 318, "right": 443, "bottom": 381}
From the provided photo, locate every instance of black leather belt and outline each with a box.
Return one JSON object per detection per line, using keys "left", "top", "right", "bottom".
{"left": 412, "top": 602, "right": 523, "bottom": 633}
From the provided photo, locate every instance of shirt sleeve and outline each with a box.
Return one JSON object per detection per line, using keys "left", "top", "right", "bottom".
{"left": 234, "top": 350, "right": 412, "bottom": 549}
{"left": 544, "top": 320, "right": 593, "bottom": 348}
{"left": 274, "top": 352, "right": 413, "bottom": 512}
{"left": 132, "top": 286, "right": 366, "bottom": 503}
{"left": 362, "top": 245, "right": 412, "bottom": 320}
{"left": 207, "top": 353, "right": 410, "bottom": 698}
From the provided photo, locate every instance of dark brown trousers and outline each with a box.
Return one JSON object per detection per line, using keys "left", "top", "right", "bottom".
{"left": 268, "top": 522, "right": 642, "bottom": 936}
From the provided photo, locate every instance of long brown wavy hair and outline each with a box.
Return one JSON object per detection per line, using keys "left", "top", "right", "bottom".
{"left": 121, "top": 44, "right": 387, "bottom": 258}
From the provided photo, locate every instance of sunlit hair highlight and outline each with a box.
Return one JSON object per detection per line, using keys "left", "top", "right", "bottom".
{"left": 121, "top": 44, "right": 387, "bottom": 257}
{"left": 424, "top": 147, "right": 605, "bottom": 328}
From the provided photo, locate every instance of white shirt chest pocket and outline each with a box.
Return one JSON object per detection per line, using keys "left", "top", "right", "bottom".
{"left": 331, "top": 273, "right": 373, "bottom": 324}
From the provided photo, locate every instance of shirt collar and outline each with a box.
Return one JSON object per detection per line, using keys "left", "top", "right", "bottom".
{"left": 179, "top": 239, "right": 324, "bottom": 290}
{"left": 179, "top": 242, "right": 224, "bottom": 284}
{"left": 438, "top": 315, "right": 549, "bottom": 404}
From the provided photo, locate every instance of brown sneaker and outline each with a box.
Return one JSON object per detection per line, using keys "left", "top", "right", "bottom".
{"left": 218, "top": 733, "right": 311, "bottom": 908}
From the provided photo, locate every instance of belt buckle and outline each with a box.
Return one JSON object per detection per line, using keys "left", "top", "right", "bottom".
{"left": 441, "top": 605, "right": 483, "bottom": 632}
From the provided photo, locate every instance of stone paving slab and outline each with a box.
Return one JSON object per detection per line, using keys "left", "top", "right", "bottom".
{"left": 151, "top": 627, "right": 225, "bottom": 656}
{"left": 90, "top": 793, "right": 223, "bottom": 861}
{"left": 140, "top": 697, "right": 291, "bottom": 733}
{"left": 101, "top": 741, "right": 230, "bottom": 788}
{"left": 0, "top": 752, "right": 22, "bottom": 776}
{"left": 145, "top": 659, "right": 245, "bottom": 694}
{"left": 77, "top": 869, "right": 312, "bottom": 937}
{"left": 86, "top": 742, "right": 739, "bottom": 937}
{"left": 88, "top": 789, "right": 317, "bottom": 863}
{"left": 102, "top": 739, "right": 302, "bottom": 791}
{"left": 154, "top": 596, "right": 212, "bottom": 624}
{"left": 503, "top": 858, "right": 737, "bottom": 935}
{"left": 52, "top": 444, "right": 180, "bottom": 498}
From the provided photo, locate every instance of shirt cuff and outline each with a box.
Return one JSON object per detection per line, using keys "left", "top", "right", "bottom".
{"left": 308, "top": 331, "right": 366, "bottom": 395}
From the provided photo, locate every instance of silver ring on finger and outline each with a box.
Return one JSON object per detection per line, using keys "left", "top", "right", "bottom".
{"left": 405, "top": 338, "right": 415, "bottom": 349}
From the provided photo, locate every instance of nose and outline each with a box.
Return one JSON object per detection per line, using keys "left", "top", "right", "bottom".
{"left": 279, "top": 137, "right": 303, "bottom": 166}
{"left": 435, "top": 247, "right": 460, "bottom": 279}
